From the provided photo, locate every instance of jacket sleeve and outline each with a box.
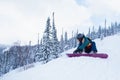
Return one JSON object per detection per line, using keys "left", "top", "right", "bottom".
{"left": 78, "top": 37, "right": 90, "bottom": 50}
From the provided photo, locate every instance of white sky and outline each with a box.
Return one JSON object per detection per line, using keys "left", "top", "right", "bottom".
{"left": 0, "top": 0, "right": 120, "bottom": 45}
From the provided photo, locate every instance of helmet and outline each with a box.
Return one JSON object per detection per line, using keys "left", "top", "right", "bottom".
{"left": 77, "top": 33, "right": 84, "bottom": 39}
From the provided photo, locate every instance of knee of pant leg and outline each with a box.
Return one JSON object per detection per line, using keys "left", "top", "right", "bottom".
{"left": 92, "top": 41, "right": 95, "bottom": 45}
{"left": 91, "top": 42, "right": 97, "bottom": 51}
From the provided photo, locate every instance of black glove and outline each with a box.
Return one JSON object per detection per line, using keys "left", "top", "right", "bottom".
{"left": 73, "top": 49, "right": 83, "bottom": 54}
{"left": 73, "top": 50, "right": 78, "bottom": 54}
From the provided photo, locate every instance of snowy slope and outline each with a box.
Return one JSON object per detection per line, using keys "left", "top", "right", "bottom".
{"left": 1, "top": 34, "right": 120, "bottom": 80}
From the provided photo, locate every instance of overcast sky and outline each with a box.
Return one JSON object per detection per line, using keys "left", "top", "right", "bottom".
{"left": 0, "top": 0, "right": 120, "bottom": 45}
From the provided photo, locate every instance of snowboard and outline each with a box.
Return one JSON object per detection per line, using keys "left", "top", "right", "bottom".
{"left": 67, "top": 53, "right": 108, "bottom": 59}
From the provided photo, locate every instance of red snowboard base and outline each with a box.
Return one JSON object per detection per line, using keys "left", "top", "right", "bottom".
{"left": 67, "top": 53, "right": 108, "bottom": 59}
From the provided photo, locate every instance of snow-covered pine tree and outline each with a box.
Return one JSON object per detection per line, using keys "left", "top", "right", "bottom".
{"left": 71, "top": 31, "right": 75, "bottom": 48}
{"left": 104, "top": 19, "right": 107, "bottom": 37}
{"left": 87, "top": 27, "right": 91, "bottom": 38}
{"left": 50, "top": 12, "right": 60, "bottom": 58}
{"left": 0, "top": 47, "right": 5, "bottom": 76}
{"left": 111, "top": 23, "right": 115, "bottom": 35}
{"left": 117, "top": 23, "right": 120, "bottom": 33}
{"left": 75, "top": 29, "right": 79, "bottom": 47}
{"left": 42, "top": 17, "right": 52, "bottom": 63}
{"left": 91, "top": 26, "right": 96, "bottom": 40}
{"left": 34, "top": 33, "right": 42, "bottom": 62}
{"left": 64, "top": 31, "right": 69, "bottom": 50}
{"left": 98, "top": 25, "right": 102, "bottom": 38}
{"left": 114, "top": 22, "right": 118, "bottom": 34}
{"left": 60, "top": 33, "right": 64, "bottom": 53}
{"left": 64, "top": 32, "right": 68, "bottom": 45}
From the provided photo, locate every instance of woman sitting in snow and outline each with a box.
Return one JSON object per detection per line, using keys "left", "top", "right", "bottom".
{"left": 73, "top": 33, "right": 97, "bottom": 54}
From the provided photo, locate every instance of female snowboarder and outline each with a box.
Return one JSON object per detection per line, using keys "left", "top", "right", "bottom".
{"left": 73, "top": 33, "right": 97, "bottom": 54}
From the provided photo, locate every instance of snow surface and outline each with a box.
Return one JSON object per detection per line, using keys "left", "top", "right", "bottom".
{"left": 1, "top": 34, "right": 120, "bottom": 80}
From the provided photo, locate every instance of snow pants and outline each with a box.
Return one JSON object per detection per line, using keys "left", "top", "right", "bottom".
{"left": 85, "top": 41, "right": 97, "bottom": 53}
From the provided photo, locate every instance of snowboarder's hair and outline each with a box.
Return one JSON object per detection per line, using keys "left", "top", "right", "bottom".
{"left": 77, "top": 33, "right": 84, "bottom": 39}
